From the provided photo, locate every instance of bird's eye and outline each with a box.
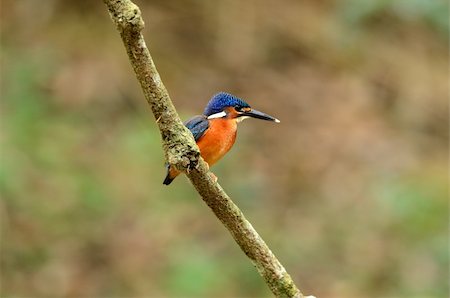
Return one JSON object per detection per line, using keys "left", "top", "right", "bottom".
{"left": 234, "top": 106, "right": 251, "bottom": 113}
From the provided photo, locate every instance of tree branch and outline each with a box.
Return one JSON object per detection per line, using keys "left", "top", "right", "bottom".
{"left": 102, "top": 1, "right": 312, "bottom": 297}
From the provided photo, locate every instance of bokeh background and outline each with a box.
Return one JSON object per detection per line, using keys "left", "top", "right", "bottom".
{"left": 1, "top": 0, "right": 448, "bottom": 297}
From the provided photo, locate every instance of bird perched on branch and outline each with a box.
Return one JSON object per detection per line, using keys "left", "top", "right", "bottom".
{"left": 163, "top": 92, "right": 280, "bottom": 185}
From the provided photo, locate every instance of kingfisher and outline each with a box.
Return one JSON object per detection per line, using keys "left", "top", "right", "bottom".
{"left": 163, "top": 92, "right": 280, "bottom": 185}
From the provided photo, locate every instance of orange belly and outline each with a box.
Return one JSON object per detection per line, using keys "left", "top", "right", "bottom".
{"left": 197, "top": 118, "right": 237, "bottom": 166}
{"left": 166, "top": 118, "right": 237, "bottom": 182}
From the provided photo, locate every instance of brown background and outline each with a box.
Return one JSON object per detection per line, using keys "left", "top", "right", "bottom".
{"left": 1, "top": 0, "right": 448, "bottom": 297}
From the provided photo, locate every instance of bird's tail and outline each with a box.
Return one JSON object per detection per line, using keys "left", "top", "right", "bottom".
{"left": 162, "top": 165, "right": 178, "bottom": 185}
{"left": 163, "top": 173, "right": 175, "bottom": 185}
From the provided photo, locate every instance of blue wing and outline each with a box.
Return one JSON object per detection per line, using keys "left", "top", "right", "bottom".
{"left": 184, "top": 115, "right": 209, "bottom": 141}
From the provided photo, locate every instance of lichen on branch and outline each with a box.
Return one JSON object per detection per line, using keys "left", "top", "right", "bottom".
{"left": 103, "top": 0, "right": 199, "bottom": 173}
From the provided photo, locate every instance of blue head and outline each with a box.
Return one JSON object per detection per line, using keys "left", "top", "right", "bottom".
{"left": 203, "top": 92, "right": 250, "bottom": 116}
{"left": 203, "top": 92, "right": 280, "bottom": 122}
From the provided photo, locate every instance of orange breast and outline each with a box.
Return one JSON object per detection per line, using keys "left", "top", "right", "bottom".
{"left": 197, "top": 118, "right": 237, "bottom": 166}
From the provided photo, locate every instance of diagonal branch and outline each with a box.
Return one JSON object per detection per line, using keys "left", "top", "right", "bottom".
{"left": 102, "top": 1, "right": 312, "bottom": 297}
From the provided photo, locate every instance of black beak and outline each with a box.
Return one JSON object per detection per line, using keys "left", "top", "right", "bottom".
{"left": 241, "top": 109, "right": 280, "bottom": 123}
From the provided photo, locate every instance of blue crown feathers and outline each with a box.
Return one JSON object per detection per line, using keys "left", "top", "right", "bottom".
{"left": 203, "top": 92, "right": 251, "bottom": 116}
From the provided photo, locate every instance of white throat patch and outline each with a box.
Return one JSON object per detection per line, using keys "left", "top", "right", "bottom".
{"left": 207, "top": 111, "right": 227, "bottom": 119}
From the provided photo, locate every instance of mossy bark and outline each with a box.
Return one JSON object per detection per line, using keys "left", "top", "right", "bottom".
{"left": 103, "top": 0, "right": 200, "bottom": 172}
{"left": 102, "top": 1, "right": 309, "bottom": 297}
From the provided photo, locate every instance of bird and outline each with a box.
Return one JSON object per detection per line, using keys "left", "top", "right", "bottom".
{"left": 163, "top": 92, "right": 280, "bottom": 185}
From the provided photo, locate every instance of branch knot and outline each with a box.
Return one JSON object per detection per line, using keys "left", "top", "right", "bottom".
{"left": 105, "top": 0, "right": 144, "bottom": 31}
{"left": 167, "top": 142, "right": 200, "bottom": 173}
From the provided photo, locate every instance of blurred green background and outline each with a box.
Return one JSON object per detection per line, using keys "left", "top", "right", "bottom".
{"left": 1, "top": 0, "right": 448, "bottom": 297}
